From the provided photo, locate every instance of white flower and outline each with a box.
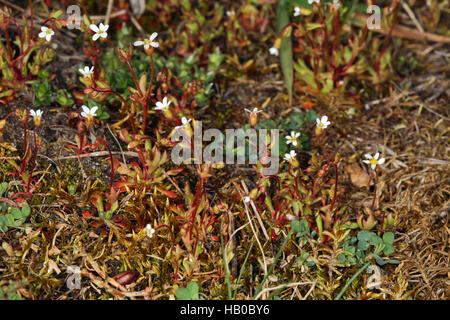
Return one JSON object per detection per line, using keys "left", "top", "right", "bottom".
{"left": 363, "top": 153, "right": 385, "bottom": 170}
{"left": 79, "top": 66, "right": 94, "bottom": 77}
{"left": 146, "top": 224, "right": 155, "bottom": 238}
{"left": 244, "top": 107, "right": 262, "bottom": 114}
{"left": 175, "top": 117, "right": 192, "bottom": 131}
{"left": 316, "top": 115, "right": 331, "bottom": 129}
{"left": 226, "top": 10, "right": 235, "bottom": 17}
{"left": 81, "top": 105, "right": 98, "bottom": 119}
{"left": 89, "top": 23, "right": 109, "bottom": 41}
{"left": 269, "top": 47, "right": 279, "bottom": 56}
{"left": 155, "top": 97, "right": 171, "bottom": 112}
{"left": 284, "top": 150, "right": 297, "bottom": 162}
{"left": 286, "top": 131, "right": 301, "bottom": 146}
{"left": 243, "top": 196, "right": 251, "bottom": 203}
{"left": 331, "top": 0, "right": 340, "bottom": 10}
{"left": 133, "top": 32, "right": 159, "bottom": 50}
{"left": 294, "top": 6, "right": 301, "bottom": 16}
{"left": 38, "top": 26, "right": 54, "bottom": 42}
{"left": 30, "top": 109, "right": 43, "bottom": 119}
{"left": 308, "top": 0, "right": 320, "bottom": 4}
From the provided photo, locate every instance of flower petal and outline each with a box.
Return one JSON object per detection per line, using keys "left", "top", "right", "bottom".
{"left": 378, "top": 158, "right": 385, "bottom": 165}
{"left": 150, "top": 32, "right": 158, "bottom": 41}
{"left": 133, "top": 40, "right": 144, "bottom": 46}
{"left": 82, "top": 105, "right": 90, "bottom": 113}
{"left": 92, "top": 33, "right": 100, "bottom": 41}
{"left": 89, "top": 24, "right": 99, "bottom": 32}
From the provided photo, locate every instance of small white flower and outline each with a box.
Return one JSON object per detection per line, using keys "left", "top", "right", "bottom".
{"left": 284, "top": 150, "right": 297, "bottom": 162}
{"left": 331, "top": 0, "right": 340, "bottom": 10}
{"left": 286, "top": 131, "right": 301, "bottom": 146}
{"left": 244, "top": 107, "right": 262, "bottom": 114}
{"left": 79, "top": 66, "right": 94, "bottom": 77}
{"left": 243, "top": 196, "right": 251, "bottom": 203}
{"left": 293, "top": 6, "right": 301, "bottom": 16}
{"left": 81, "top": 105, "right": 98, "bottom": 119}
{"left": 146, "top": 224, "right": 155, "bottom": 239}
{"left": 155, "top": 97, "right": 171, "bottom": 112}
{"left": 133, "top": 32, "right": 159, "bottom": 50}
{"left": 175, "top": 117, "right": 192, "bottom": 131}
{"left": 308, "top": 0, "right": 320, "bottom": 4}
{"left": 226, "top": 10, "right": 235, "bottom": 17}
{"left": 363, "top": 153, "right": 385, "bottom": 170}
{"left": 316, "top": 115, "right": 331, "bottom": 129}
{"left": 89, "top": 23, "right": 109, "bottom": 41}
{"left": 38, "top": 26, "right": 54, "bottom": 42}
{"left": 269, "top": 47, "right": 279, "bottom": 56}
{"left": 30, "top": 109, "right": 43, "bottom": 119}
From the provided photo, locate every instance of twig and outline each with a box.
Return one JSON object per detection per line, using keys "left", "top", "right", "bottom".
{"left": 54, "top": 151, "right": 139, "bottom": 160}
{"left": 254, "top": 281, "right": 315, "bottom": 300}
{"left": 105, "top": 0, "right": 114, "bottom": 26}
{"left": 241, "top": 180, "right": 269, "bottom": 241}
{"left": 401, "top": 1, "right": 424, "bottom": 33}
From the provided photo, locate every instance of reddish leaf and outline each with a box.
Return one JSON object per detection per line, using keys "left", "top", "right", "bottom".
{"left": 158, "top": 188, "right": 177, "bottom": 199}
{"left": 82, "top": 211, "right": 93, "bottom": 217}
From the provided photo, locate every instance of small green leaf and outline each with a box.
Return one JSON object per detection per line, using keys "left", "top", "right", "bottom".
{"left": 11, "top": 208, "right": 22, "bottom": 219}
{"left": 357, "top": 240, "right": 369, "bottom": 251}
{"left": 176, "top": 281, "right": 199, "bottom": 300}
{"left": 357, "top": 230, "right": 375, "bottom": 242}
{"left": 382, "top": 232, "right": 394, "bottom": 245}
{"left": 21, "top": 206, "right": 30, "bottom": 217}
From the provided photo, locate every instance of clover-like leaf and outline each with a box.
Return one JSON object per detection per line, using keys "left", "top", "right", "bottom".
{"left": 176, "top": 281, "right": 199, "bottom": 300}
{"left": 382, "top": 232, "right": 394, "bottom": 245}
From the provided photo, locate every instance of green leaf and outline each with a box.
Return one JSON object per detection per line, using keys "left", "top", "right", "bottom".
{"left": 176, "top": 282, "right": 199, "bottom": 300}
{"left": 21, "top": 206, "right": 30, "bottom": 217}
{"left": 11, "top": 208, "right": 21, "bottom": 219}
{"left": 369, "top": 235, "right": 383, "bottom": 247}
{"left": 305, "top": 110, "right": 318, "bottom": 123}
{"left": 357, "top": 240, "right": 369, "bottom": 251}
{"left": 383, "top": 244, "right": 394, "bottom": 256}
{"left": 357, "top": 230, "right": 375, "bottom": 242}
{"left": 0, "top": 182, "right": 8, "bottom": 197}
{"left": 5, "top": 214, "right": 14, "bottom": 226}
{"left": 277, "top": 0, "right": 293, "bottom": 105}
{"left": 382, "top": 232, "right": 394, "bottom": 245}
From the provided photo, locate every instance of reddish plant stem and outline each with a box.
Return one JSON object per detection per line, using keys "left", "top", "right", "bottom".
{"left": 91, "top": 86, "right": 128, "bottom": 105}
{"left": 317, "top": 136, "right": 339, "bottom": 217}
{"left": 142, "top": 54, "right": 154, "bottom": 134}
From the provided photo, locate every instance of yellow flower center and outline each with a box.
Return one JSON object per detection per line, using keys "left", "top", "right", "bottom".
{"left": 46, "top": 29, "right": 51, "bottom": 34}
{"left": 144, "top": 39, "right": 151, "bottom": 46}
{"left": 370, "top": 159, "right": 378, "bottom": 165}
{"left": 290, "top": 137, "right": 297, "bottom": 143}
{"left": 319, "top": 123, "right": 324, "bottom": 128}
{"left": 98, "top": 30, "right": 104, "bottom": 34}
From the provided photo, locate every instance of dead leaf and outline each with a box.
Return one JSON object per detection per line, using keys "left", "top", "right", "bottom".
{"left": 347, "top": 163, "right": 372, "bottom": 188}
